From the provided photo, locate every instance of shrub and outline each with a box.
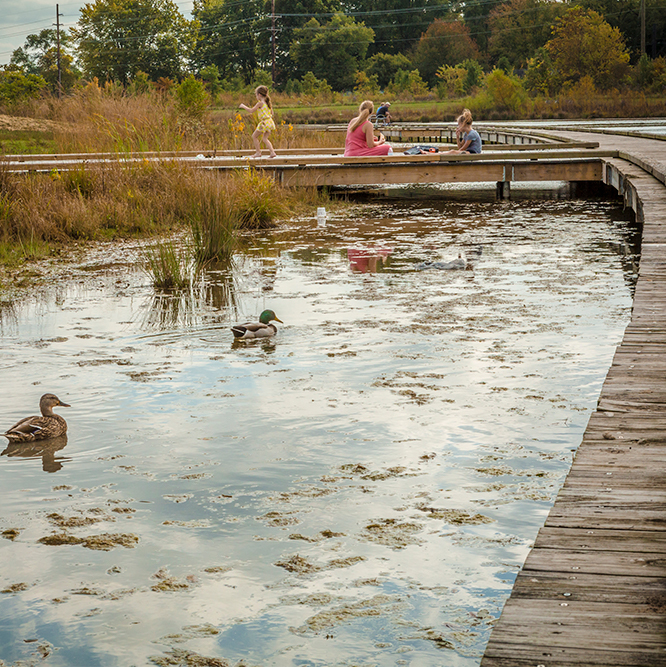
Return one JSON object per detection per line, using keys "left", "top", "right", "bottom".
{"left": 354, "top": 71, "right": 380, "bottom": 96}
{"left": 0, "top": 70, "right": 47, "bottom": 104}
{"left": 483, "top": 68, "right": 530, "bottom": 116}
{"left": 436, "top": 65, "right": 465, "bottom": 99}
{"left": 462, "top": 59, "right": 484, "bottom": 93}
{"left": 387, "top": 69, "right": 429, "bottom": 98}
{"left": 175, "top": 75, "right": 210, "bottom": 119}
{"left": 200, "top": 65, "right": 222, "bottom": 96}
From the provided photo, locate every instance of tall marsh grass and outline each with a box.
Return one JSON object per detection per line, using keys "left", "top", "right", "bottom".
{"left": 143, "top": 239, "right": 194, "bottom": 290}
{"left": 19, "top": 85, "right": 340, "bottom": 155}
{"left": 189, "top": 179, "right": 238, "bottom": 266}
{"left": 0, "top": 162, "right": 300, "bottom": 247}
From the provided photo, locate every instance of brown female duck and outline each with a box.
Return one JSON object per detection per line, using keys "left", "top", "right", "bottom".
{"left": 2, "top": 394, "right": 70, "bottom": 443}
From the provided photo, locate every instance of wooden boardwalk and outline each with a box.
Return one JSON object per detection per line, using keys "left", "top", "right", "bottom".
{"left": 481, "top": 129, "right": 666, "bottom": 666}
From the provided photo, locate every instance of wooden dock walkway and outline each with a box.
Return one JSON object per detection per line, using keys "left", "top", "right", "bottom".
{"left": 480, "top": 128, "right": 666, "bottom": 666}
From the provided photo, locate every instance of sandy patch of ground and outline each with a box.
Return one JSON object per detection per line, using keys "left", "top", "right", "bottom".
{"left": 0, "top": 114, "right": 63, "bottom": 133}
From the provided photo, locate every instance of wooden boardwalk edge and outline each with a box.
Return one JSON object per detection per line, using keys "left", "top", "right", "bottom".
{"left": 480, "top": 145, "right": 666, "bottom": 666}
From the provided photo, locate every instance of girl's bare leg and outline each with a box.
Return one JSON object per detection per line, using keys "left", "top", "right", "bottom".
{"left": 263, "top": 133, "right": 277, "bottom": 158}
{"left": 251, "top": 129, "right": 262, "bottom": 157}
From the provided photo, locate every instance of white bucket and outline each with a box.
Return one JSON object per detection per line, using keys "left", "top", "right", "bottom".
{"left": 316, "top": 207, "right": 327, "bottom": 226}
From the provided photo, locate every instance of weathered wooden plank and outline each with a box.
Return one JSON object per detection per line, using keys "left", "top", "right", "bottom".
{"left": 562, "top": 468, "right": 665, "bottom": 487}
{"left": 481, "top": 644, "right": 666, "bottom": 666}
{"left": 523, "top": 548, "right": 666, "bottom": 577}
{"left": 532, "top": 527, "right": 666, "bottom": 553}
{"left": 511, "top": 569, "right": 666, "bottom": 604}
{"left": 545, "top": 511, "right": 666, "bottom": 531}
{"left": 484, "top": 599, "right": 666, "bottom": 650}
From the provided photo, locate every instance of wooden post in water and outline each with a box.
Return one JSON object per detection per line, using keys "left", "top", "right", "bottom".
{"left": 496, "top": 181, "right": 510, "bottom": 200}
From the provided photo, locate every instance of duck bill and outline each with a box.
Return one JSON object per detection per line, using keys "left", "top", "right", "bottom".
{"left": 59, "top": 401, "right": 71, "bottom": 408}
{"left": 274, "top": 317, "right": 283, "bottom": 324}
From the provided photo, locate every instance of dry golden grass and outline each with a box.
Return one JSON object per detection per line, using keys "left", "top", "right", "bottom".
{"left": 18, "top": 85, "right": 340, "bottom": 155}
{"left": 0, "top": 160, "right": 315, "bottom": 247}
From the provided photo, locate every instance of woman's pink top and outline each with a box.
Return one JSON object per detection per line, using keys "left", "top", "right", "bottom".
{"left": 344, "top": 120, "right": 391, "bottom": 156}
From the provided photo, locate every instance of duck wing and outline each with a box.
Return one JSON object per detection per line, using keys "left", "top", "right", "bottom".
{"left": 231, "top": 322, "right": 277, "bottom": 339}
{"left": 5, "top": 415, "right": 45, "bottom": 437}
{"left": 3, "top": 415, "right": 66, "bottom": 442}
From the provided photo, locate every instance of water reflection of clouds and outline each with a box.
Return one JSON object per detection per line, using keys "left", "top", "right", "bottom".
{"left": 0, "top": 200, "right": 639, "bottom": 666}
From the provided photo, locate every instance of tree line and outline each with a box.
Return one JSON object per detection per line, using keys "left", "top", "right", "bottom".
{"left": 2, "top": 0, "right": 666, "bottom": 104}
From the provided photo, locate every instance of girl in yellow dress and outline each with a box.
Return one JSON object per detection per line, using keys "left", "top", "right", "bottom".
{"left": 239, "top": 85, "right": 277, "bottom": 158}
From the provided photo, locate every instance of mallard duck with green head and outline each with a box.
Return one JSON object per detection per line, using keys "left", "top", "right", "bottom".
{"left": 2, "top": 394, "right": 70, "bottom": 443}
{"left": 231, "top": 310, "right": 283, "bottom": 339}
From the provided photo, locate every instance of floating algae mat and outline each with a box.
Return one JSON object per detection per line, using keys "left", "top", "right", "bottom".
{"left": 0, "top": 199, "right": 638, "bottom": 666}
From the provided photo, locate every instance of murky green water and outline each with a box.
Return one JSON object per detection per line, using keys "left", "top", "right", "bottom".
{"left": 0, "top": 198, "right": 637, "bottom": 667}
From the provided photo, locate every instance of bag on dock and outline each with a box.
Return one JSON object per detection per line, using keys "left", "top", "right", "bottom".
{"left": 404, "top": 145, "right": 440, "bottom": 155}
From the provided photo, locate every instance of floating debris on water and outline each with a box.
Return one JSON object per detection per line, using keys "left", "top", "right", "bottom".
{"left": 1, "top": 582, "right": 29, "bottom": 594}
{"left": 37, "top": 532, "right": 139, "bottom": 550}
{"left": 360, "top": 518, "right": 424, "bottom": 549}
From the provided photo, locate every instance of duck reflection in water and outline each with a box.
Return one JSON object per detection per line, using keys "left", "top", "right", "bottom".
{"left": 1, "top": 435, "right": 71, "bottom": 473}
{"left": 347, "top": 247, "right": 392, "bottom": 273}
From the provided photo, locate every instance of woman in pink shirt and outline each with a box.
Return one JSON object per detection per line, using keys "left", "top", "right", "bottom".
{"left": 344, "top": 101, "right": 393, "bottom": 157}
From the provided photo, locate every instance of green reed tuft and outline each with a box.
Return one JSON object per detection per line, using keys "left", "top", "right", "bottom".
{"left": 189, "top": 178, "right": 238, "bottom": 266}
{"left": 233, "top": 168, "right": 289, "bottom": 230}
{"left": 143, "top": 239, "right": 194, "bottom": 290}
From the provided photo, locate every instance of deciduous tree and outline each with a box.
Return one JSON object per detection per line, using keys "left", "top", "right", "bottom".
{"left": 545, "top": 7, "right": 630, "bottom": 90}
{"left": 271, "top": 0, "right": 344, "bottom": 83}
{"left": 73, "top": 0, "right": 194, "bottom": 85}
{"left": 412, "top": 19, "right": 480, "bottom": 86}
{"left": 290, "top": 14, "right": 374, "bottom": 90}
{"left": 352, "top": 0, "right": 453, "bottom": 57}
{"left": 10, "top": 29, "right": 79, "bottom": 93}
{"left": 365, "top": 52, "right": 412, "bottom": 89}
{"left": 487, "top": 0, "right": 564, "bottom": 68}
{"left": 193, "top": 0, "right": 267, "bottom": 83}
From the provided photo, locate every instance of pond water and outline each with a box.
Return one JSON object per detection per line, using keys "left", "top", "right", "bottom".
{"left": 0, "top": 198, "right": 638, "bottom": 667}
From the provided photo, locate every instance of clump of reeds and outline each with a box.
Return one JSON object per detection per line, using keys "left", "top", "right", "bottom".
{"left": 232, "top": 168, "right": 289, "bottom": 230}
{"left": 189, "top": 177, "right": 238, "bottom": 266}
{"left": 143, "top": 239, "right": 194, "bottom": 290}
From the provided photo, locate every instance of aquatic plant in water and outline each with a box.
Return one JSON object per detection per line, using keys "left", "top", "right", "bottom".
{"left": 189, "top": 180, "right": 238, "bottom": 266}
{"left": 143, "top": 239, "right": 196, "bottom": 290}
{"left": 232, "top": 168, "right": 289, "bottom": 230}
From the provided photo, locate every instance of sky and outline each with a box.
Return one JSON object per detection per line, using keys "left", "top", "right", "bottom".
{"left": 0, "top": 0, "right": 194, "bottom": 65}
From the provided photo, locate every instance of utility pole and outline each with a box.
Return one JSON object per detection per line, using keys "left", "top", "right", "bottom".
{"left": 640, "top": 0, "right": 646, "bottom": 55}
{"left": 56, "top": 4, "right": 62, "bottom": 99}
{"left": 271, "top": 0, "right": 276, "bottom": 85}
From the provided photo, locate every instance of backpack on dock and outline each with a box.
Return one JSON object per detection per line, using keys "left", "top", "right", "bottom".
{"left": 404, "top": 145, "right": 440, "bottom": 155}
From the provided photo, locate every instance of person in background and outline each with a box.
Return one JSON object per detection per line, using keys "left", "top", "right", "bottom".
{"left": 344, "top": 100, "right": 393, "bottom": 156}
{"left": 239, "top": 85, "right": 277, "bottom": 158}
{"left": 376, "top": 101, "right": 392, "bottom": 124}
{"left": 446, "top": 108, "right": 482, "bottom": 154}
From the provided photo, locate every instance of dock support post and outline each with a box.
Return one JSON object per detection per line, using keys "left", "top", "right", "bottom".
{"left": 496, "top": 181, "right": 511, "bottom": 200}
